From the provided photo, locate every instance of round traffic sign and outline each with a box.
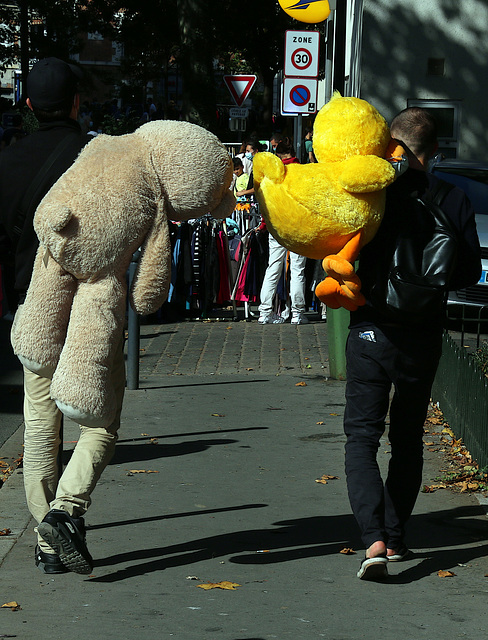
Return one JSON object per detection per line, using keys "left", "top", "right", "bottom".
{"left": 289, "top": 84, "right": 311, "bottom": 107}
{"left": 292, "top": 48, "right": 312, "bottom": 71}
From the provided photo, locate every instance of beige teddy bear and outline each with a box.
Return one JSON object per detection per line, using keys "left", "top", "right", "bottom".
{"left": 11, "top": 120, "right": 235, "bottom": 427}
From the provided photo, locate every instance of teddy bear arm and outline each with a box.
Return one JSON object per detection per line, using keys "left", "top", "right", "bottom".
{"left": 339, "top": 156, "right": 396, "bottom": 193}
{"left": 11, "top": 246, "right": 77, "bottom": 377}
{"left": 209, "top": 190, "right": 236, "bottom": 220}
{"left": 130, "top": 204, "right": 172, "bottom": 316}
{"left": 50, "top": 275, "right": 126, "bottom": 427}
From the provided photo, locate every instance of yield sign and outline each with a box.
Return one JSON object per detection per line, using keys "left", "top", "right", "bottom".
{"left": 223, "top": 75, "right": 257, "bottom": 107}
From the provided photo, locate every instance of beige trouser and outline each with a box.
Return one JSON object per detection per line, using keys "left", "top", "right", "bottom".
{"left": 21, "top": 337, "right": 125, "bottom": 552}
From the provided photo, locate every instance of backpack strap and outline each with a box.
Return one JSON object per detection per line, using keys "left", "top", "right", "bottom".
{"left": 12, "top": 133, "right": 81, "bottom": 238}
{"left": 428, "top": 178, "right": 454, "bottom": 207}
{"left": 417, "top": 179, "right": 457, "bottom": 237}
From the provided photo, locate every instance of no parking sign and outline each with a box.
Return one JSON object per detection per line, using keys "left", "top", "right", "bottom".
{"left": 282, "top": 77, "right": 318, "bottom": 114}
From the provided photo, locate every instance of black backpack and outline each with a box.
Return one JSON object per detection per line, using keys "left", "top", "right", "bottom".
{"left": 368, "top": 179, "right": 458, "bottom": 325}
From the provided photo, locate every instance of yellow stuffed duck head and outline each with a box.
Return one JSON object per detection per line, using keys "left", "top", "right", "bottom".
{"left": 253, "top": 92, "right": 400, "bottom": 311}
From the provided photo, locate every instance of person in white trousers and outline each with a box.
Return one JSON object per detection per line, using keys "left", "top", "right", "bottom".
{"left": 258, "top": 140, "right": 308, "bottom": 325}
{"left": 258, "top": 234, "right": 308, "bottom": 324}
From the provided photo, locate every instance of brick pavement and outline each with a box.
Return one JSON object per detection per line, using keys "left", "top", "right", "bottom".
{"left": 137, "top": 315, "right": 330, "bottom": 378}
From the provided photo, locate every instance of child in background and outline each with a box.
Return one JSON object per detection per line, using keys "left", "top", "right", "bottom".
{"left": 233, "top": 156, "right": 251, "bottom": 212}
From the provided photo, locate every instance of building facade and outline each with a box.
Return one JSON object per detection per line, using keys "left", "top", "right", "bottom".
{"left": 355, "top": 0, "right": 488, "bottom": 160}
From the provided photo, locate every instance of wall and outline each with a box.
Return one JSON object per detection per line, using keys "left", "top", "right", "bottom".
{"left": 358, "top": 0, "right": 488, "bottom": 160}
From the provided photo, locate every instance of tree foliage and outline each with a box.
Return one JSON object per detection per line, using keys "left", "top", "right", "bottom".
{"left": 0, "top": 1, "right": 320, "bottom": 131}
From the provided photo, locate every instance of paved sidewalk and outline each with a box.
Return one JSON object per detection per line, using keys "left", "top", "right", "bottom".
{"left": 1, "top": 315, "right": 487, "bottom": 640}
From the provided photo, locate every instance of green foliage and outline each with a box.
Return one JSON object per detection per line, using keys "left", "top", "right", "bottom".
{"left": 471, "top": 341, "right": 488, "bottom": 376}
{"left": 435, "top": 466, "right": 488, "bottom": 492}
{"left": 101, "top": 113, "right": 140, "bottom": 135}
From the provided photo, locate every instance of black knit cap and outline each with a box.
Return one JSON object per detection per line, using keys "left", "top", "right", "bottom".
{"left": 26, "top": 57, "right": 82, "bottom": 111}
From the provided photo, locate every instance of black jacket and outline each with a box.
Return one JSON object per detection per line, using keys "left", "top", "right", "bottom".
{"left": 351, "top": 168, "right": 481, "bottom": 330}
{"left": 0, "top": 118, "right": 89, "bottom": 304}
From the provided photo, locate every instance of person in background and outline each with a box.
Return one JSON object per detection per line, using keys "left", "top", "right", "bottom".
{"left": 270, "top": 132, "right": 283, "bottom": 153}
{"left": 232, "top": 156, "right": 252, "bottom": 214}
{"left": 304, "top": 128, "right": 317, "bottom": 163}
{"left": 257, "top": 140, "right": 309, "bottom": 325}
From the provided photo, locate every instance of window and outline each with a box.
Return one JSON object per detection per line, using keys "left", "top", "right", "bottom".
{"left": 408, "top": 99, "right": 461, "bottom": 158}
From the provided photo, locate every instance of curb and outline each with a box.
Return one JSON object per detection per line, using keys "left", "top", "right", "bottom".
{"left": 0, "top": 423, "right": 33, "bottom": 567}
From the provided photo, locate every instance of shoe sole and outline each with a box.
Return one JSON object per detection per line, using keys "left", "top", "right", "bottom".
{"left": 387, "top": 549, "right": 410, "bottom": 562}
{"left": 36, "top": 558, "right": 69, "bottom": 574}
{"left": 357, "top": 557, "right": 388, "bottom": 580}
{"left": 37, "top": 522, "right": 93, "bottom": 575}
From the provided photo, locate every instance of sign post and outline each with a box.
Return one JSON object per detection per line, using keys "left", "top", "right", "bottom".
{"left": 282, "top": 30, "right": 320, "bottom": 160}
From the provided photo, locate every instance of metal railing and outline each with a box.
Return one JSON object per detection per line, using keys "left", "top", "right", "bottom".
{"left": 432, "top": 332, "right": 488, "bottom": 469}
{"left": 446, "top": 303, "right": 488, "bottom": 349}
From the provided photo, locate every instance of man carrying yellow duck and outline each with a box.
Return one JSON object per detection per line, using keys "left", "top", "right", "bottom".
{"left": 253, "top": 94, "right": 481, "bottom": 581}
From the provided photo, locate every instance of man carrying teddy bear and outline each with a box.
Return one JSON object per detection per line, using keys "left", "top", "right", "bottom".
{"left": 0, "top": 57, "right": 124, "bottom": 575}
{"left": 345, "top": 107, "right": 481, "bottom": 580}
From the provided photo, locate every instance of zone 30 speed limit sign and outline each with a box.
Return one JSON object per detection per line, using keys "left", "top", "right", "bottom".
{"left": 284, "top": 30, "right": 320, "bottom": 78}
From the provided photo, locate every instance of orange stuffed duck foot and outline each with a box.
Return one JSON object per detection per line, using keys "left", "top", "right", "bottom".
{"left": 315, "top": 231, "right": 366, "bottom": 312}
{"left": 315, "top": 276, "right": 366, "bottom": 312}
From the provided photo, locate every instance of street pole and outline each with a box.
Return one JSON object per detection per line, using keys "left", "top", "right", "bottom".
{"left": 327, "top": 307, "right": 349, "bottom": 380}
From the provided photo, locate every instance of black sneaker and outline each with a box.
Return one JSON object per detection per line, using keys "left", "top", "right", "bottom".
{"left": 35, "top": 545, "right": 68, "bottom": 574}
{"left": 37, "top": 509, "right": 93, "bottom": 575}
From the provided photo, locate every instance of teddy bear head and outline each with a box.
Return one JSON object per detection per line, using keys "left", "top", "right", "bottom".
{"left": 312, "top": 93, "right": 391, "bottom": 164}
{"left": 34, "top": 120, "right": 235, "bottom": 280}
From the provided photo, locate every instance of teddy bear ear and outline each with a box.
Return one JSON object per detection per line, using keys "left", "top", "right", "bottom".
{"left": 48, "top": 205, "right": 73, "bottom": 232}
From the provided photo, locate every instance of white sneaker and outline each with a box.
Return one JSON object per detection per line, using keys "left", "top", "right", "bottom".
{"left": 258, "top": 313, "right": 284, "bottom": 324}
{"left": 291, "top": 312, "right": 309, "bottom": 325}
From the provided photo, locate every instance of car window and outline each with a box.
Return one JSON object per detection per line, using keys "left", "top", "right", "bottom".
{"left": 433, "top": 169, "right": 488, "bottom": 215}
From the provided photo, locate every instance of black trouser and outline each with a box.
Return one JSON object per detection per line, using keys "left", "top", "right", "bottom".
{"left": 344, "top": 324, "right": 443, "bottom": 549}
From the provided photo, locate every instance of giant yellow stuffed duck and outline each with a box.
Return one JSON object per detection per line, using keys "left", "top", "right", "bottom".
{"left": 253, "top": 93, "right": 401, "bottom": 311}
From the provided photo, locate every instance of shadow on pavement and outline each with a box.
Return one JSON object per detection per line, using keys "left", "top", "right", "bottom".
{"left": 90, "top": 505, "right": 488, "bottom": 583}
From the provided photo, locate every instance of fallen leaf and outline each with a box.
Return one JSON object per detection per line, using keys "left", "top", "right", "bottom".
{"left": 1, "top": 602, "right": 21, "bottom": 611}
{"left": 421, "top": 484, "right": 435, "bottom": 493}
{"left": 315, "top": 474, "right": 339, "bottom": 484}
{"left": 128, "top": 470, "right": 160, "bottom": 474}
{"left": 186, "top": 576, "right": 199, "bottom": 580}
{"left": 295, "top": 382, "right": 307, "bottom": 387}
{"left": 340, "top": 548, "right": 356, "bottom": 555}
{"left": 0, "top": 529, "right": 11, "bottom": 536}
{"left": 424, "top": 442, "right": 435, "bottom": 446}
{"left": 438, "top": 570, "right": 456, "bottom": 578}
{"left": 329, "top": 413, "right": 338, "bottom": 416}
{"left": 197, "top": 581, "right": 241, "bottom": 590}
{"left": 245, "top": 368, "right": 254, "bottom": 371}
{"left": 211, "top": 413, "right": 225, "bottom": 417}
{"left": 316, "top": 421, "right": 324, "bottom": 425}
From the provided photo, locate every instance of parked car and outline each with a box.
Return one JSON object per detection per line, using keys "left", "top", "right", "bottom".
{"left": 430, "top": 158, "right": 488, "bottom": 308}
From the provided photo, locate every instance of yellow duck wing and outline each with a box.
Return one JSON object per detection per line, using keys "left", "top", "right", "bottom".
{"left": 253, "top": 151, "right": 285, "bottom": 185}
{"left": 338, "top": 155, "right": 396, "bottom": 193}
